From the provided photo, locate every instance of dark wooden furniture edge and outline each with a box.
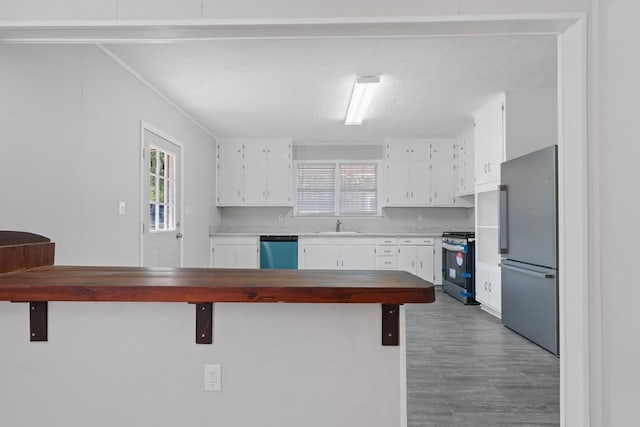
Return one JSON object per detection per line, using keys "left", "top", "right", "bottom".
{"left": 1, "top": 232, "right": 55, "bottom": 342}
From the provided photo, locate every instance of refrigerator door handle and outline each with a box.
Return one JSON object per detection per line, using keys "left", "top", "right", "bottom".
{"left": 499, "top": 184, "right": 508, "bottom": 254}
{"left": 503, "top": 264, "right": 555, "bottom": 279}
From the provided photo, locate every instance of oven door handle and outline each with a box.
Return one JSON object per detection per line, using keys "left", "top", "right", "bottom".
{"left": 442, "top": 242, "right": 467, "bottom": 252}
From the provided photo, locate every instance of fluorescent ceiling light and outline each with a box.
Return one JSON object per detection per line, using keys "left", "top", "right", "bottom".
{"left": 345, "top": 76, "right": 380, "bottom": 126}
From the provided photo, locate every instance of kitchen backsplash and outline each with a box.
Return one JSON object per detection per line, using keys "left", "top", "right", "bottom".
{"left": 213, "top": 206, "right": 474, "bottom": 235}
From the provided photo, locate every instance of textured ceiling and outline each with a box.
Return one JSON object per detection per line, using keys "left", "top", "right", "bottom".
{"left": 107, "top": 35, "right": 557, "bottom": 142}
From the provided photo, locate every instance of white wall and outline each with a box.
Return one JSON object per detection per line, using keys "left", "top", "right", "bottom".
{"left": 0, "top": 45, "right": 219, "bottom": 267}
{"left": 505, "top": 89, "right": 558, "bottom": 160}
{"left": 0, "top": 302, "right": 404, "bottom": 427}
{"left": 595, "top": 1, "right": 640, "bottom": 426}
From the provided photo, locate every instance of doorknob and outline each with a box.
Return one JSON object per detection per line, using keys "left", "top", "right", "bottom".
{"left": 176, "top": 232, "right": 183, "bottom": 240}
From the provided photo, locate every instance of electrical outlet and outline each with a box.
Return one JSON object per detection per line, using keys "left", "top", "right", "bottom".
{"left": 278, "top": 214, "right": 284, "bottom": 222}
{"left": 204, "top": 364, "right": 221, "bottom": 392}
{"left": 418, "top": 214, "right": 423, "bottom": 222}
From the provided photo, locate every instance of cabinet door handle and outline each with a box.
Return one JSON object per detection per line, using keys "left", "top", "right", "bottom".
{"left": 485, "top": 281, "right": 488, "bottom": 290}
{"left": 420, "top": 261, "right": 423, "bottom": 268}
{"left": 411, "top": 191, "right": 414, "bottom": 197}
{"left": 336, "top": 260, "right": 339, "bottom": 267}
{"left": 411, "top": 260, "right": 415, "bottom": 268}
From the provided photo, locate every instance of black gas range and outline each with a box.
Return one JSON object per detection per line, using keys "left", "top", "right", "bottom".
{"left": 441, "top": 231, "right": 478, "bottom": 304}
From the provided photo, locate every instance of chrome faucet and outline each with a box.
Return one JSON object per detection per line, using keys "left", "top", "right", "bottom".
{"left": 336, "top": 219, "right": 342, "bottom": 232}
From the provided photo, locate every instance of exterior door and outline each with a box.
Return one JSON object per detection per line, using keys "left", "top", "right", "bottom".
{"left": 142, "top": 127, "right": 182, "bottom": 267}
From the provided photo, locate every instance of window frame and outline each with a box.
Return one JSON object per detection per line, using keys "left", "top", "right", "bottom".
{"left": 148, "top": 145, "right": 177, "bottom": 233}
{"left": 293, "top": 159, "right": 382, "bottom": 217}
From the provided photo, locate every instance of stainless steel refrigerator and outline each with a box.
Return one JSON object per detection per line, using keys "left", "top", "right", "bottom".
{"left": 499, "top": 145, "right": 559, "bottom": 355}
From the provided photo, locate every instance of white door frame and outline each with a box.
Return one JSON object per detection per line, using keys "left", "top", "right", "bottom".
{"left": 1, "top": 15, "right": 592, "bottom": 426}
{"left": 139, "top": 120, "right": 185, "bottom": 267}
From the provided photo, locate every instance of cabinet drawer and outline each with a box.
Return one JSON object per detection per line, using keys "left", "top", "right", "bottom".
{"left": 376, "top": 256, "right": 398, "bottom": 269}
{"left": 376, "top": 247, "right": 397, "bottom": 256}
{"left": 211, "top": 236, "right": 258, "bottom": 245}
{"left": 398, "top": 237, "right": 434, "bottom": 245}
{"left": 375, "top": 237, "right": 398, "bottom": 246}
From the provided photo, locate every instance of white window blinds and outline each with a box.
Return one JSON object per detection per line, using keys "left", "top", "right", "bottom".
{"left": 339, "top": 163, "right": 378, "bottom": 214}
{"left": 296, "top": 163, "right": 336, "bottom": 214}
{"left": 296, "top": 162, "right": 379, "bottom": 215}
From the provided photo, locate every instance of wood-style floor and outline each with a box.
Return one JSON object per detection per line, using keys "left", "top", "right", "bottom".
{"left": 406, "top": 289, "right": 560, "bottom": 426}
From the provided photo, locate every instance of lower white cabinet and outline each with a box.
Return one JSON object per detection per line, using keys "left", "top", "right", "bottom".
{"left": 398, "top": 238, "right": 435, "bottom": 283}
{"left": 210, "top": 236, "right": 259, "bottom": 269}
{"left": 299, "top": 237, "right": 376, "bottom": 270}
{"left": 475, "top": 262, "right": 501, "bottom": 317}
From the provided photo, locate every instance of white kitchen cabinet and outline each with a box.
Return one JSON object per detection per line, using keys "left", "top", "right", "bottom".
{"left": 429, "top": 141, "right": 455, "bottom": 205}
{"left": 216, "top": 140, "right": 244, "bottom": 205}
{"left": 454, "top": 127, "right": 475, "bottom": 196}
{"left": 216, "top": 138, "right": 292, "bottom": 207}
{"left": 475, "top": 262, "right": 501, "bottom": 317}
{"left": 383, "top": 140, "right": 430, "bottom": 206}
{"left": 210, "top": 236, "right": 259, "bottom": 269}
{"left": 244, "top": 140, "right": 292, "bottom": 205}
{"left": 474, "top": 93, "right": 505, "bottom": 189}
{"left": 301, "top": 238, "right": 376, "bottom": 270}
{"left": 300, "top": 244, "right": 339, "bottom": 269}
{"left": 375, "top": 237, "right": 398, "bottom": 270}
{"left": 397, "top": 238, "right": 435, "bottom": 283}
{"left": 298, "top": 237, "right": 375, "bottom": 270}
{"left": 384, "top": 139, "right": 457, "bottom": 207}
{"left": 475, "top": 188, "right": 501, "bottom": 318}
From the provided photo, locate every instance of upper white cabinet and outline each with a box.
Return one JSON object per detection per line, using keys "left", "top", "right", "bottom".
{"left": 474, "top": 94, "right": 506, "bottom": 189}
{"left": 383, "top": 139, "right": 456, "bottom": 207}
{"left": 384, "top": 140, "right": 430, "bottom": 206}
{"left": 454, "top": 127, "right": 475, "bottom": 196}
{"left": 429, "top": 141, "right": 455, "bottom": 205}
{"left": 217, "top": 138, "right": 293, "bottom": 206}
{"left": 216, "top": 140, "right": 245, "bottom": 205}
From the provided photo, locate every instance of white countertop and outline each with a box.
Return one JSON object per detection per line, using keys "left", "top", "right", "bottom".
{"left": 209, "top": 227, "right": 472, "bottom": 238}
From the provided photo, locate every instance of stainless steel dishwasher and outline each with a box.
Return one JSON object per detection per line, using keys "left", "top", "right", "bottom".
{"left": 259, "top": 236, "right": 298, "bottom": 269}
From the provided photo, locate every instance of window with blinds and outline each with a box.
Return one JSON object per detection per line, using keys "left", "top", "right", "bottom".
{"left": 296, "top": 163, "right": 336, "bottom": 214}
{"left": 296, "top": 162, "right": 379, "bottom": 215}
{"left": 339, "top": 163, "right": 378, "bottom": 214}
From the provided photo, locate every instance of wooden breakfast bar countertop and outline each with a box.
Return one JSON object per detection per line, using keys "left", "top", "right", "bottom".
{"left": 0, "top": 231, "right": 434, "bottom": 345}
{"left": 0, "top": 265, "right": 435, "bottom": 304}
